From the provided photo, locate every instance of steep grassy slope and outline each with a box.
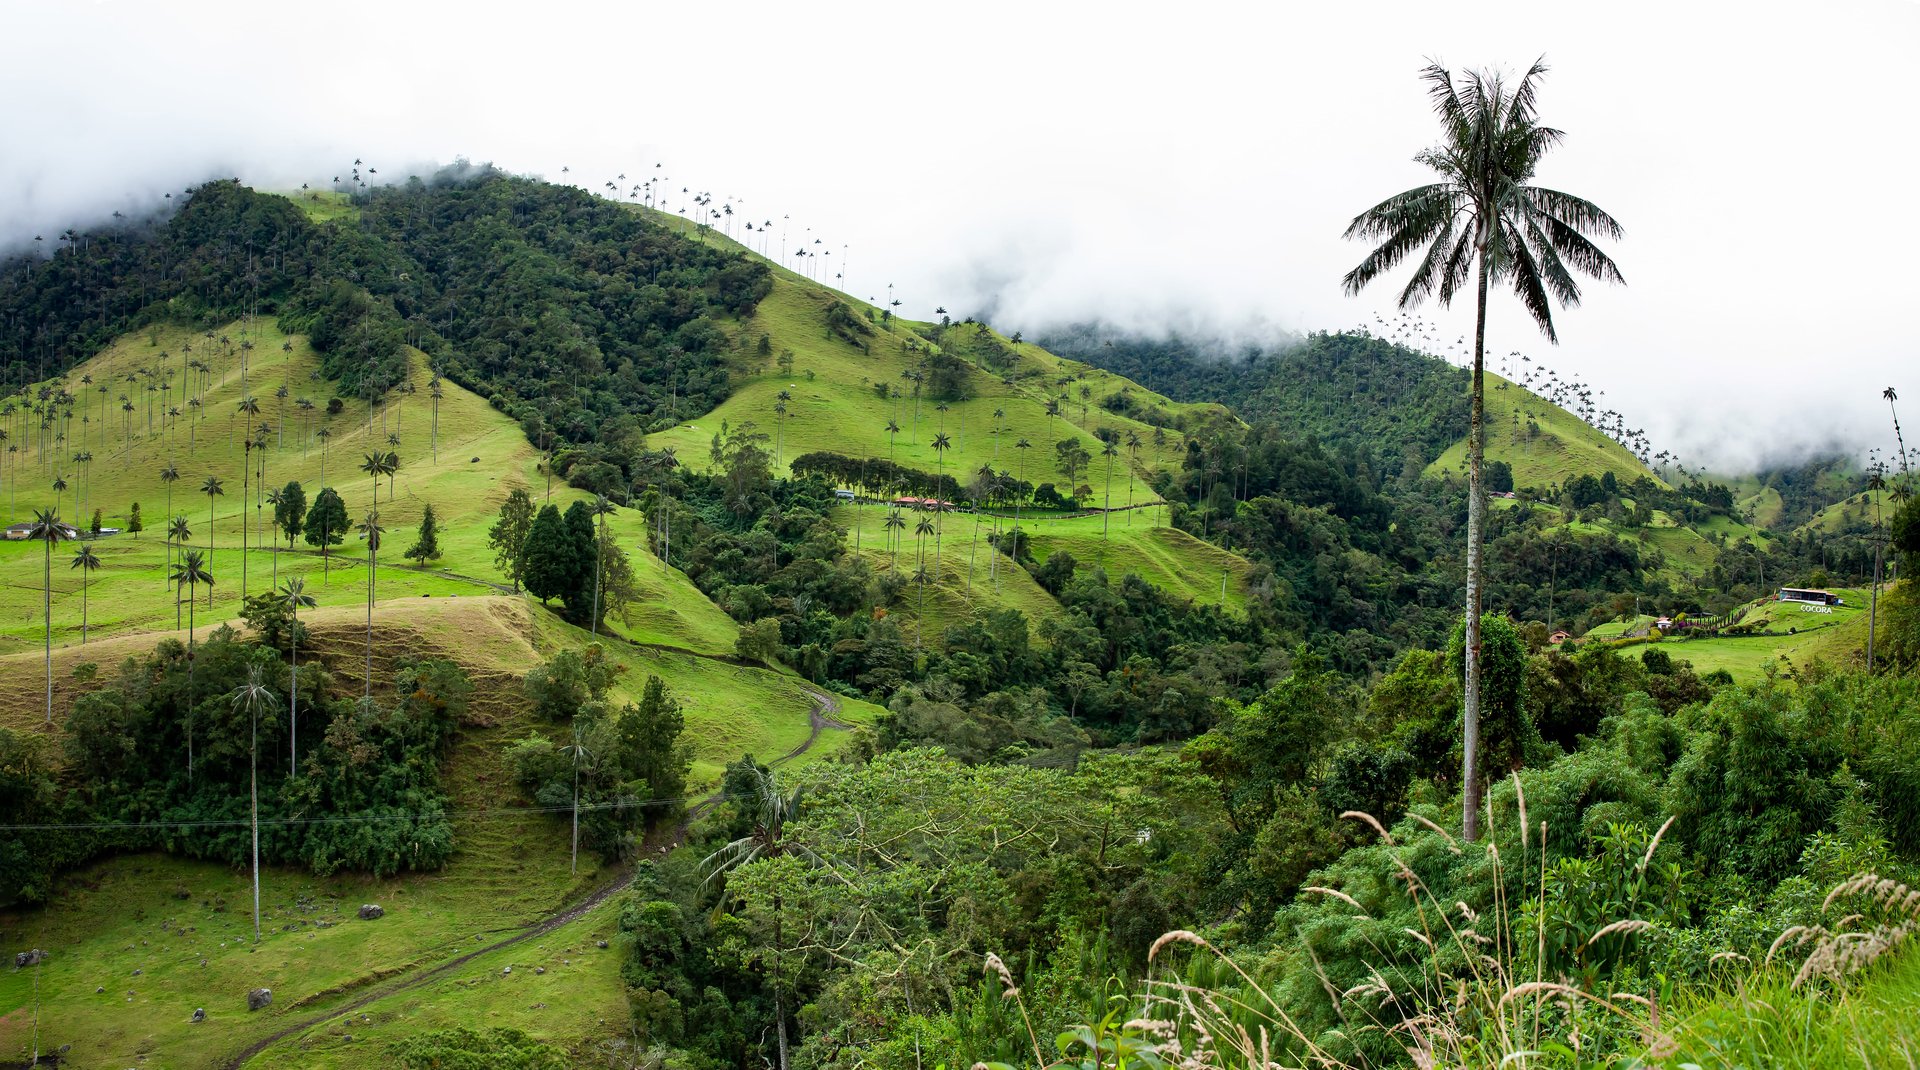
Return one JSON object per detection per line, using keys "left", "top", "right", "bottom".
{"left": 0, "top": 596, "right": 874, "bottom": 1067}
{"left": 1427, "top": 374, "right": 1660, "bottom": 492}
{"left": 1799, "top": 487, "right": 1897, "bottom": 536}
{"left": 636, "top": 208, "right": 1225, "bottom": 505}
{"left": 831, "top": 501, "right": 1253, "bottom": 641}
{"left": 0, "top": 318, "right": 739, "bottom": 660}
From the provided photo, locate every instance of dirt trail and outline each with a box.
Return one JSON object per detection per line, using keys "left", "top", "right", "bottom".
{"left": 224, "top": 687, "right": 847, "bottom": 1068}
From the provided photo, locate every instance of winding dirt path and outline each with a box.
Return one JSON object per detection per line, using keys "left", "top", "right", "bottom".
{"left": 224, "top": 687, "right": 848, "bottom": 1068}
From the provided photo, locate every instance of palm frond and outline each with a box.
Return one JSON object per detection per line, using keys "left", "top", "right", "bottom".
{"left": 1395, "top": 213, "right": 1458, "bottom": 307}
{"left": 1522, "top": 218, "right": 1585, "bottom": 306}
{"left": 1436, "top": 226, "right": 1479, "bottom": 305}
{"left": 1505, "top": 235, "right": 1561, "bottom": 343}
{"left": 1524, "top": 187, "right": 1625, "bottom": 242}
{"left": 1341, "top": 187, "right": 1458, "bottom": 297}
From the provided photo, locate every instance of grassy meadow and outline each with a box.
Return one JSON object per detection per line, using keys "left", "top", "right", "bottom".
{"left": 1428, "top": 373, "right": 1660, "bottom": 492}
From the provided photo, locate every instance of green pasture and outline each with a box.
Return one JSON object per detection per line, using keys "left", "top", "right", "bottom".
{"left": 1427, "top": 373, "right": 1659, "bottom": 492}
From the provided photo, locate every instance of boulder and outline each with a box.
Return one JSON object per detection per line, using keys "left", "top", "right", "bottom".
{"left": 358, "top": 904, "right": 384, "bottom": 920}
{"left": 191, "top": 1008, "right": 207, "bottom": 1023}
{"left": 502, "top": 966, "right": 512, "bottom": 975}
{"left": 247, "top": 987, "right": 272, "bottom": 1011}
{"left": 14, "top": 948, "right": 47, "bottom": 968}
{"left": 596, "top": 940, "right": 609, "bottom": 949}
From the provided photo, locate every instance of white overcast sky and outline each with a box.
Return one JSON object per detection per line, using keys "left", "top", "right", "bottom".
{"left": 4, "top": 0, "right": 1916, "bottom": 473}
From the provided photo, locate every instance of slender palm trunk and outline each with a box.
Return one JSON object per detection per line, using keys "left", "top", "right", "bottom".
{"left": 1461, "top": 239, "right": 1490, "bottom": 843}
{"left": 290, "top": 619, "right": 300, "bottom": 778}
{"left": 42, "top": 540, "right": 52, "bottom": 724}
{"left": 187, "top": 589, "right": 196, "bottom": 782}
{"left": 1868, "top": 544, "right": 1882, "bottom": 672}
{"left": 570, "top": 763, "right": 580, "bottom": 875}
{"left": 365, "top": 545, "right": 376, "bottom": 700}
{"left": 208, "top": 497, "right": 216, "bottom": 607}
{"left": 251, "top": 710, "right": 261, "bottom": 943}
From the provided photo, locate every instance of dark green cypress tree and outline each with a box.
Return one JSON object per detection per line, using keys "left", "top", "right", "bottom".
{"left": 405, "top": 503, "right": 442, "bottom": 564}
{"left": 521, "top": 504, "right": 573, "bottom": 605}
{"left": 303, "top": 487, "right": 348, "bottom": 557}
{"left": 561, "top": 500, "right": 597, "bottom": 623}
{"left": 276, "top": 480, "right": 308, "bottom": 548}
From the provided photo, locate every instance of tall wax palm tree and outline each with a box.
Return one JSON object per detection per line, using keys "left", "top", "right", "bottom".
{"left": 316, "top": 426, "right": 333, "bottom": 486}
{"left": 383, "top": 450, "right": 400, "bottom": 501}
{"left": 913, "top": 513, "right": 935, "bottom": 627}
{"left": 428, "top": 379, "right": 443, "bottom": 462}
{"left": 230, "top": 659, "right": 278, "bottom": 943}
{"left": 200, "top": 475, "right": 225, "bottom": 607}
{"left": 561, "top": 720, "right": 594, "bottom": 875}
{"left": 265, "top": 489, "right": 285, "bottom": 587}
{"left": 241, "top": 439, "right": 253, "bottom": 603}
{"left": 159, "top": 464, "right": 180, "bottom": 581}
{"left": 28, "top": 510, "right": 72, "bottom": 723}
{"left": 968, "top": 463, "right": 994, "bottom": 590}
{"left": 171, "top": 550, "right": 213, "bottom": 782}
{"left": 1100, "top": 437, "right": 1119, "bottom": 543}
{"left": 356, "top": 512, "right": 385, "bottom": 700}
{"left": 1124, "top": 431, "right": 1142, "bottom": 524}
{"left": 70, "top": 544, "right": 100, "bottom": 644}
{"left": 1342, "top": 59, "right": 1623, "bottom": 840}
{"left": 297, "top": 398, "right": 315, "bottom": 455}
{"left": 234, "top": 394, "right": 259, "bottom": 453}
{"left": 51, "top": 475, "right": 67, "bottom": 515}
{"left": 883, "top": 510, "right": 905, "bottom": 571}
{"left": 931, "top": 432, "right": 951, "bottom": 574}
{"left": 359, "top": 452, "right": 385, "bottom": 501}
{"left": 167, "top": 517, "right": 192, "bottom": 628}
{"left": 281, "top": 578, "right": 316, "bottom": 776}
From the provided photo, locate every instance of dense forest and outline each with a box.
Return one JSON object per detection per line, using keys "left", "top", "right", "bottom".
{"left": 1041, "top": 325, "right": 1472, "bottom": 478}
{"left": 0, "top": 167, "right": 771, "bottom": 473}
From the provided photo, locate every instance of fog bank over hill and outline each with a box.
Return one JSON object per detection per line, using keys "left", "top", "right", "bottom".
{"left": 4, "top": 1, "right": 1915, "bottom": 477}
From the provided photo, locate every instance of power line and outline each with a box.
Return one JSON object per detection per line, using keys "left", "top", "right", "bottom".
{"left": 0, "top": 790, "right": 752, "bottom": 834}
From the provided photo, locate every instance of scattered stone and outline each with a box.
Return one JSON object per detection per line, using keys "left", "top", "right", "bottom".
{"left": 247, "top": 987, "right": 273, "bottom": 1011}
{"left": 502, "top": 966, "right": 512, "bottom": 975}
{"left": 358, "top": 904, "right": 384, "bottom": 920}
{"left": 96, "top": 986, "right": 105, "bottom": 994}
{"left": 534, "top": 966, "right": 545, "bottom": 975}
{"left": 200, "top": 959, "right": 208, "bottom": 968}
{"left": 596, "top": 940, "right": 609, "bottom": 949}
{"left": 191, "top": 1008, "right": 206, "bottom": 1023}
{"left": 14, "top": 948, "right": 47, "bottom": 968}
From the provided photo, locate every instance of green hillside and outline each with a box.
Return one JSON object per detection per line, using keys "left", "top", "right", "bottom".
{"left": 643, "top": 280, "right": 1213, "bottom": 510}
{"left": 0, "top": 318, "right": 739, "bottom": 661}
{"left": 1427, "top": 373, "right": 1660, "bottom": 491}
{"left": 1800, "top": 487, "right": 1897, "bottom": 536}
{"left": 0, "top": 594, "right": 874, "bottom": 1067}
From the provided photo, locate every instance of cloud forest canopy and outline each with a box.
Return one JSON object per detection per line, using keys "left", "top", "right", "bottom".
{"left": 0, "top": 166, "right": 773, "bottom": 450}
